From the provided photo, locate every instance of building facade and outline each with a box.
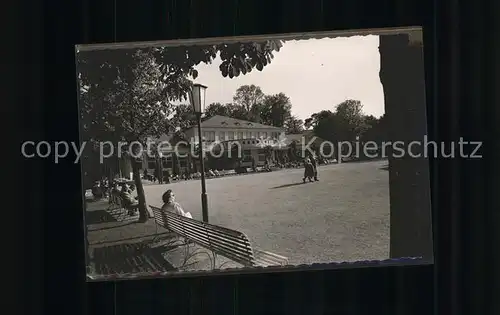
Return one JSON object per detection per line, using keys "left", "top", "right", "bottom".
{"left": 117, "top": 115, "right": 286, "bottom": 178}
{"left": 183, "top": 115, "right": 285, "bottom": 169}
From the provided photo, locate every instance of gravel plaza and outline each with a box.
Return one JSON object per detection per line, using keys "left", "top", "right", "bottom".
{"left": 86, "top": 160, "right": 389, "bottom": 276}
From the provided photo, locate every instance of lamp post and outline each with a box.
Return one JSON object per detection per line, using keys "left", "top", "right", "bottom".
{"left": 155, "top": 146, "right": 163, "bottom": 184}
{"left": 189, "top": 83, "right": 209, "bottom": 223}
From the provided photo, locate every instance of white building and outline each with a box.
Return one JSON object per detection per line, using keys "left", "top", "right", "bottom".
{"left": 182, "top": 115, "right": 285, "bottom": 168}
{"left": 118, "top": 115, "right": 286, "bottom": 178}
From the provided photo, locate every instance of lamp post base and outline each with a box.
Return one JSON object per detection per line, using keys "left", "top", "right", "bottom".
{"left": 201, "top": 193, "right": 209, "bottom": 222}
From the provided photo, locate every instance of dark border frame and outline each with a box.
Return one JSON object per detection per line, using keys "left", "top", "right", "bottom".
{"left": 17, "top": 0, "right": 498, "bottom": 314}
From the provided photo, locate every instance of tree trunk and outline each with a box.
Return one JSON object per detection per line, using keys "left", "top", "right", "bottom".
{"left": 172, "top": 153, "right": 179, "bottom": 176}
{"left": 130, "top": 155, "right": 149, "bottom": 222}
{"left": 380, "top": 34, "right": 432, "bottom": 260}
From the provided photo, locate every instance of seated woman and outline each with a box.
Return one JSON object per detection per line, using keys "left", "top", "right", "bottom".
{"left": 161, "top": 189, "right": 192, "bottom": 219}
{"left": 120, "top": 183, "right": 139, "bottom": 215}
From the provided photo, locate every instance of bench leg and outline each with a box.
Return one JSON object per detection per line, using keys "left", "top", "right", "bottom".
{"left": 178, "top": 241, "right": 214, "bottom": 270}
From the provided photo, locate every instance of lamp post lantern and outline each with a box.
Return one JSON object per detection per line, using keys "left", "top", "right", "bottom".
{"left": 189, "top": 84, "right": 209, "bottom": 223}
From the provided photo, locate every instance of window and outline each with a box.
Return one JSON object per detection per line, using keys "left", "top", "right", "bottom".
{"left": 238, "top": 132, "right": 244, "bottom": 139}
{"left": 179, "top": 157, "right": 187, "bottom": 167}
{"left": 147, "top": 157, "right": 156, "bottom": 169}
{"left": 162, "top": 157, "right": 172, "bottom": 168}
{"left": 233, "top": 132, "right": 238, "bottom": 140}
{"left": 218, "top": 132, "right": 225, "bottom": 141}
{"left": 262, "top": 132, "right": 268, "bottom": 138}
{"left": 208, "top": 131, "right": 216, "bottom": 141}
{"left": 251, "top": 132, "right": 256, "bottom": 138}
{"left": 228, "top": 132, "right": 234, "bottom": 140}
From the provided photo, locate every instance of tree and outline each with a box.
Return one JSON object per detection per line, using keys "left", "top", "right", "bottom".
{"left": 77, "top": 40, "right": 283, "bottom": 222}
{"left": 225, "top": 103, "right": 251, "bottom": 121}
{"left": 306, "top": 100, "right": 371, "bottom": 159}
{"left": 304, "top": 110, "right": 333, "bottom": 130}
{"left": 205, "top": 102, "right": 231, "bottom": 118}
{"left": 334, "top": 99, "right": 368, "bottom": 139}
{"left": 260, "top": 93, "right": 292, "bottom": 127}
{"left": 284, "top": 115, "right": 304, "bottom": 134}
{"left": 361, "top": 113, "right": 387, "bottom": 145}
{"left": 171, "top": 104, "right": 197, "bottom": 130}
{"left": 233, "top": 84, "right": 266, "bottom": 121}
{"left": 79, "top": 49, "right": 188, "bottom": 221}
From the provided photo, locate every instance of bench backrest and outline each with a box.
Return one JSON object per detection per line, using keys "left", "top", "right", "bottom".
{"left": 150, "top": 206, "right": 257, "bottom": 266}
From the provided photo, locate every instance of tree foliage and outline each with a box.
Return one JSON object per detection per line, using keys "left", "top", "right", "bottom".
{"left": 203, "top": 85, "right": 304, "bottom": 133}
{"left": 284, "top": 115, "right": 304, "bottom": 134}
{"left": 306, "top": 100, "right": 369, "bottom": 144}
{"left": 78, "top": 49, "right": 188, "bottom": 144}
{"left": 305, "top": 100, "right": 387, "bottom": 158}
{"left": 77, "top": 40, "right": 283, "bottom": 142}
{"left": 260, "top": 93, "right": 292, "bottom": 128}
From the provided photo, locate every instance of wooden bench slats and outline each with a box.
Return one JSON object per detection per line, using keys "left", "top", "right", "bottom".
{"left": 165, "top": 217, "right": 253, "bottom": 247}
{"left": 163, "top": 221, "right": 255, "bottom": 264}
{"left": 163, "top": 213, "right": 244, "bottom": 238}
{"left": 150, "top": 206, "right": 288, "bottom": 268}
{"left": 165, "top": 224, "right": 255, "bottom": 265}
{"left": 166, "top": 219, "right": 253, "bottom": 252}
{"left": 162, "top": 213, "right": 251, "bottom": 244}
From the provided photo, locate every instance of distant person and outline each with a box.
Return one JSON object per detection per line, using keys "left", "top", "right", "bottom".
{"left": 143, "top": 169, "right": 149, "bottom": 180}
{"left": 161, "top": 189, "right": 192, "bottom": 219}
{"left": 303, "top": 158, "right": 315, "bottom": 183}
{"left": 310, "top": 155, "right": 319, "bottom": 181}
{"left": 91, "top": 181, "right": 103, "bottom": 200}
{"left": 109, "top": 182, "right": 121, "bottom": 204}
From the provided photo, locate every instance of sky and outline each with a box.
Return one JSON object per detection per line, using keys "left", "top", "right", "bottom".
{"left": 191, "top": 35, "right": 385, "bottom": 121}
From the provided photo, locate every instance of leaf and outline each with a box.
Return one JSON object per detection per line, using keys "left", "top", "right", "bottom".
{"left": 192, "top": 69, "right": 198, "bottom": 79}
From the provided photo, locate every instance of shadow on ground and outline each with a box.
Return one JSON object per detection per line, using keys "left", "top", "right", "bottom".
{"left": 88, "top": 221, "right": 138, "bottom": 232}
{"left": 86, "top": 210, "right": 118, "bottom": 225}
{"left": 91, "top": 241, "right": 175, "bottom": 275}
{"left": 270, "top": 182, "right": 307, "bottom": 189}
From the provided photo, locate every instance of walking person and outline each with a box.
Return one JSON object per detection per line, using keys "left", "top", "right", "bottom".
{"left": 310, "top": 154, "right": 319, "bottom": 181}
{"left": 303, "top": 157, "right": 315, "bottom": 183}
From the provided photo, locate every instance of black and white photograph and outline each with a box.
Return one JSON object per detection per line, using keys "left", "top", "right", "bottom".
{"left": 77, "top": 28, "right": 433, "bottom": 280}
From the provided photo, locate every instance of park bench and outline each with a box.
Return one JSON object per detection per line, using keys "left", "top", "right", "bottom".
{"left": 150, "top": 206, "right": 289, "bottom": 270}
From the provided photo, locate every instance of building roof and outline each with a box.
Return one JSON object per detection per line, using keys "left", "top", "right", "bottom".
{"left": 283, "top": 130, "right": 326, "bottom": 146}
{"left": 192, "top": 115, "right": 284, "bottom": 131}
